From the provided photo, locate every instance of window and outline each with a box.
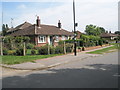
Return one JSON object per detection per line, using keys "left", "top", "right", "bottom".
{"left": 62, "top": 36, "right": 65, "bottom": 40}
{"left": 55, "top": 36, "right": 59, "bottom": 42}
{"left": 38, "top": 36, "right": 46, "bottom": 43}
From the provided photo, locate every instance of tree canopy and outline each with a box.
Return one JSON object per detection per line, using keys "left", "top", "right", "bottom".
{"left": 2, "top": 24, "right": 9, "bottom": 36}
{"left": 85, "top": 24, "right": 106, "bottom": 36}
{"left": 115, "top": 31, "right": 120, "bottom": 35}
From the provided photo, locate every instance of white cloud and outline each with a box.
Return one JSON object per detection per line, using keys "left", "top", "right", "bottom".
{"left": 3, "top": 1, "right": 118, "bottom": 33}
{"left": 17, "top": 4, "right": 27, "bottom": 9}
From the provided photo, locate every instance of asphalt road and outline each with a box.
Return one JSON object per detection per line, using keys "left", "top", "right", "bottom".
{"left": 2, "top": 51, "right": 119, "bottom": 88}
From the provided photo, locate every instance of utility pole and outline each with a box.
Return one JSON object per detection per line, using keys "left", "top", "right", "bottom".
{"left": 73, "top": 0, "right": 77, "bottom": 56}
{"left": 1, "top": 5, "right": 3, "bottom": 56}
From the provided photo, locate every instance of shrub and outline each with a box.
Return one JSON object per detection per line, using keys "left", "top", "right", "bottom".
{"left": 26, "top": 43, "right": 34, "bottom": 49}
{"left": 3, "top": 48, "right": 8, "bottom": 55}
{"left": 58, "top": 40, "right": 64, "bottom": 45}
{"left": 50, "top": 46, "right": 55, "bottom": 54}
{"left": 82, "top": 47, "right": 85, "bottom": 51}
{"left": 31, "top": 49, "right": 36, "bottom": 55}
{"left": 98, "top": 39, "right": 103, "bottom": 46}
{"left": 8, "top": 50, "right": 16, "bottom": 55}
{"left": 55, "top": 45, "right": 64, "bottom": 54}
{"left": 38, "top": 45, "right": 48, "bottom": 55}
{"left": 15, "top": 48, "right": 27, "bottom": 56}
{"left": 78, "top": 46, "right": 82, "bottom": 51}
{"left": 66, "top": 44, "right": 73, "bottom": 53}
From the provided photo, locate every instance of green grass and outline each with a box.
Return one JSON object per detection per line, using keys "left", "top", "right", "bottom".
{"left": 87, "top": 44, "right": 118, "bottom": 54}
{"left": 1, "top": 54, "right": 63, "bottom": 65}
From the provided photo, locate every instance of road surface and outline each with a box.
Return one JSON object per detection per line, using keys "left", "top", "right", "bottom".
{"left": 2, "top": 51, "right": 119, "bottom": 88}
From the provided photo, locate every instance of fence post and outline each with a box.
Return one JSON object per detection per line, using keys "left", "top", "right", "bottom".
{"left": 72, "top": 43, "right": 74, "bottom": 52}
{"left": 64, "top": 41, "right": 66, "bottom": 54}
{"left": 23, "top": 42, "right": 26, "bottom": 56}
{"left": 0, "top": 39, "right": 3, "bottom": 56}
{"left": 48, "top": 44, "right": 50, "bottom": 55}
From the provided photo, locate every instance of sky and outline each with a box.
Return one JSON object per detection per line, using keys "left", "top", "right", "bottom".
{"left": 0, "top": 0, "right": 119, "bottom": 33}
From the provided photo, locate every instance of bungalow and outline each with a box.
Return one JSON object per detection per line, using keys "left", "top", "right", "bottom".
{"left": 7, "top": 16, "right": 74, "bottom": 47}
{"left": 100, "top": 32, "right": 119, "bottom": 40}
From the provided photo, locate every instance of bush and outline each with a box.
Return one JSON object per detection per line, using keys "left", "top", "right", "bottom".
{"left": 78, "top": 46, "right": 82, "bottom": 51}
{"left": 55, "top": 45, "right": 64, "bottom": 54}
{"left": 38, "top": 45, "right": 48, "bottom": 55}
{"left": 35, "top": 47, "right": 40, "bottom": 50}
{"left": 7, "top": 50, "right": 16, "bottom": 55}
{"left": 58, "top": 40, "right": 64, "bottom": 45}
{"left": 26, "top": 43, "right": 34, "bottom": 49}
{"left": 50, "top": 46, "right": 55, "bottom": 54}
{"left": 82, "top": 47, "right": 85, "bottom": 51}
{"left": 15, "top": 48, "right": 27, "bottom": 56}
{"left": 31, "top": 49, "right": 36, "bottom": 55}
{"left": 98, "top": 39, "right": 103, "bottom": 46}
{"left": 3, "top": 48, "right": 8, "bottom": 55}
{"left": 66, "top": 44, "right": 73, "bottom": 53}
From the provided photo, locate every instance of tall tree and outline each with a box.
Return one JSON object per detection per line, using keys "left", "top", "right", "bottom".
{"left": 2, "top": 24, "right": 9, "bottom": 36}
{"left": 6, "top": 24, "right": 9, "bottom": 30}
{"left": 85, "top": 24, "right": 106, "bottom": 36}
{"left": 2, "top": 24, "right": 6, "bottom": 36}
{"left": 99, "top": 27, "right": 105, "bottom": 33}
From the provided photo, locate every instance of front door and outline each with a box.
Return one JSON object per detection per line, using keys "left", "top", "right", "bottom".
{"left": 50, "top": 36, "right": 53, "bottom": 46}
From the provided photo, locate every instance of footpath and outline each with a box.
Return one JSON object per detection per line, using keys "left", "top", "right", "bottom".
{"left": 0, "top": 45, "right": 112, "bottom": 70}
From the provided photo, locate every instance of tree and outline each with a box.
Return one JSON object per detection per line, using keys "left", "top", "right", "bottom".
{"left": 2, "top": 24, "right": 6, "bottom": 36}
{"left": 99, "top": 27, "right": 105, "bottom": 33}
{"left": 2, "top": 24, "right": 9, "bottom": 36}
{"left": 85, "top": 24, "right": 106, "bottom": 36}
{"left": 6, "top": 24, "right": 9, "bottom": 30}
{"left": 115, "top": 31, "right": 120, "bottom": 35}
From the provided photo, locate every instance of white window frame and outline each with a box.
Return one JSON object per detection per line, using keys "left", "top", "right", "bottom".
{"left": 38, "top": 36, "right": 46, "bottom": 43}
{"left": 55, "top": 36, "right": 59, "bottom": 42}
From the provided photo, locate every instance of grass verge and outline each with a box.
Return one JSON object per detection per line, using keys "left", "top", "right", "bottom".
{"left": 86, "top": 44, "right": 118, "bottom": 54}
{"left": 1, "top": 54, "right": 63, "bottom": 65}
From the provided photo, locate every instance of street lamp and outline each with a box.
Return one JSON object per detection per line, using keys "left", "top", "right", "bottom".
{"left": 73, "top": 0, "right": 77, "bottom": 56}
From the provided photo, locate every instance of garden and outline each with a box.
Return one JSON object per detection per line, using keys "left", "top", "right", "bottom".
{"left": 0, "top": 35, "right": 109, "bottom": 65}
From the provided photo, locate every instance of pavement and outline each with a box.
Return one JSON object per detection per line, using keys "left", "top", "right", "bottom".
{"left": 0, "top": 45, "right": 115, "bottom": 70}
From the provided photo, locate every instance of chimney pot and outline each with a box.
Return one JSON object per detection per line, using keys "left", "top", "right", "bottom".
{"left": 58, "top": 20, "right": 61, "bottom": 29}
{"left": 36, "top": 16, "right": 40, "bottom": 27}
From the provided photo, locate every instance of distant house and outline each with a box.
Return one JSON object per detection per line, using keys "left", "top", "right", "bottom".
{"left": 100, "top": 32, "right": 119, "bottom": 40}
{"left": 7, "top": 16, "right": 74, "bottom": 47}
{"left": 76, "top": 31, "right": 82, "bottom": 39}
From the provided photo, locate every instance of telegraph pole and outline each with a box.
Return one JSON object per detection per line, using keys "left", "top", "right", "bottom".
{"left": 73, "top": 0, "right": 77, "bottom": 56}
{"left": 1, "top": 4, "right": 3, "bottom": 56}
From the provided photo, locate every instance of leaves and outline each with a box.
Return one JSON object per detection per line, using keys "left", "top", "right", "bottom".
{"left": 85, "top": 24, "right": 106, "bottom": 36}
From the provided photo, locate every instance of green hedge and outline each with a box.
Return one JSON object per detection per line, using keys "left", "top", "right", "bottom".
{"left": 60, "top": 37, "right": 107, "bottom": 47}
{"left": 55, "top": 45, "right": 64, "bottom": 54}
{"left": 31, "top": 49, "right": 36, "bottom": 55}
{"left": 26, "top": 43, "right": 34, "bottom": 49}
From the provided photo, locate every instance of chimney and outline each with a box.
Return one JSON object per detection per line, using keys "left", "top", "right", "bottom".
{"left": 36, "top": 16, "right": 40, "bottom": 27}
{"left": 109, "top": 31, "right": 111, "bottom": 33}
{"left": 58, "top": 20, "right": 61, "bottom": 29}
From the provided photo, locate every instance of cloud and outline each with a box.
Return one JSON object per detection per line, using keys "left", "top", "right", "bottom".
{"left": 17, "top": 4, "right": 27, "bottom": 9}
{"left": 2, "top": 1, "right": 118, "bottom": 33}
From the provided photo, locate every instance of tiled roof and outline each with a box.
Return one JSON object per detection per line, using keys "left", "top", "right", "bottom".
{"left": 7, "top": 22, "right": 32, "bottom": 33}
{"left": 9, "top": 22, "right": 74, "bottom": 36}
{"left": 100, "top": 33, "right": 118, "bottom": 38}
